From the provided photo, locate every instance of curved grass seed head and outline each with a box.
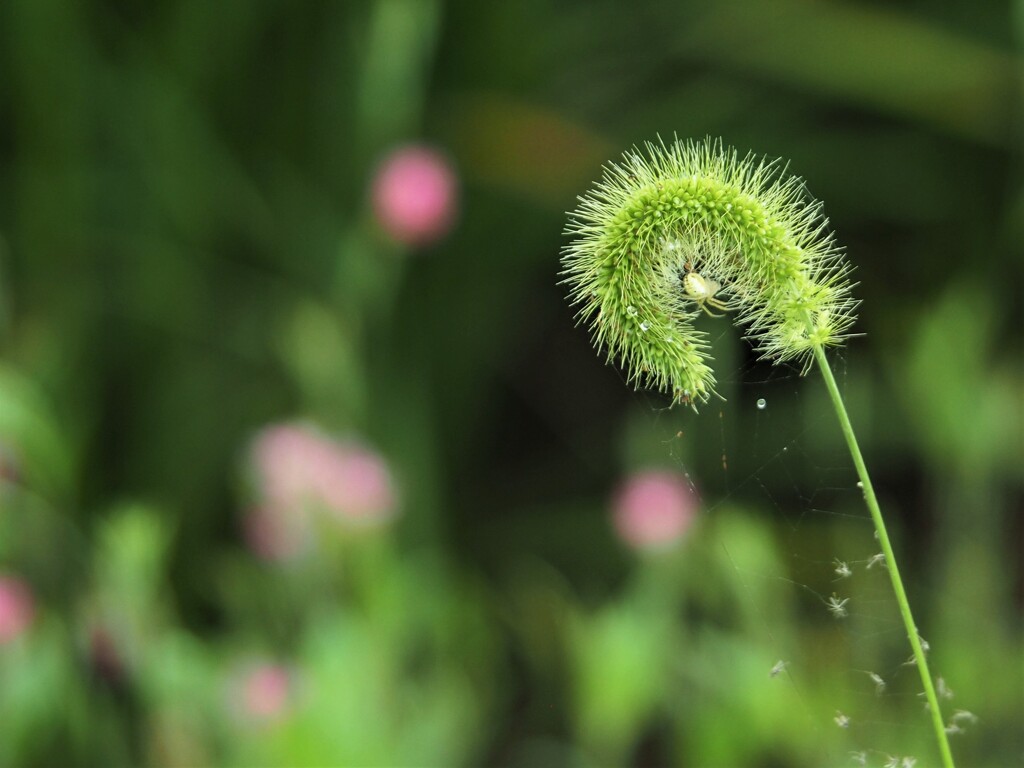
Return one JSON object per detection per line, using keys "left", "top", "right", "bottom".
{"left": 561, "top": 137, "right": 858, "bottom": 409}
{"left": 563, "top": 139, "right": 958, "bottom": 768}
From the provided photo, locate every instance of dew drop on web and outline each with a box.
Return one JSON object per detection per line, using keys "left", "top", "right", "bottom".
{"left": 756, "top": 398, "right": 767, "bottom": 410}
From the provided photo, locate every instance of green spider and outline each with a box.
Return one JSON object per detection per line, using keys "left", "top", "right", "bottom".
{"left": 681, "top": 265, "right": 731, "bottom": 317}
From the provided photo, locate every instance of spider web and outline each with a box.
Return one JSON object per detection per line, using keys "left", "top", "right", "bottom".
{"left": 622, "top": 339, "right": 970, "bottom": 768}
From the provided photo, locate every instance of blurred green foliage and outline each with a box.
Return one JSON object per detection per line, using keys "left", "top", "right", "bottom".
{"left": 0, "top": 0, "right": 1021, "bottom": 766}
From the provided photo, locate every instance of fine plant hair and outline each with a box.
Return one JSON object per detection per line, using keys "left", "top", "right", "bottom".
{"left": 561, "top": 137, "right": 956, "bottom": 767}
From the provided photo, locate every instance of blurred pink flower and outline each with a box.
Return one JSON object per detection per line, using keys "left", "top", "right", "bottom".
{"left": 249, "top": 423, "right": 398, "bottom": 534}
{"left": 233, "top": 663, "right": 293, "bottom": 723}
{"left": 371, "top": 145, "right": 457, "bottom": 246}
{"left": 612, "top": 470, "right": 698, "bottom": 552}
{"left": 0, "top": 575, "right": 35, "bottom": 643}
{"left": 321, "top": 443, "right": 397, "bottom": 523}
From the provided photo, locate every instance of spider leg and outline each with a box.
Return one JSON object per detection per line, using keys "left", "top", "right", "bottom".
{"left": 706, "top": 296, "right": 733, "bottom": 312}
{"left": 700, "top": 303, "right": 724, "bottom": 319}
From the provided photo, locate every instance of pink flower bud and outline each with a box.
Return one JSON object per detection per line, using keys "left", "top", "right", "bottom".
{"left": 0, "top": 575, "right": 35, "bottom": 643}
{"left": 239, "top": 667, "right": 288, "bottom": 720}
{"left": 230, "top": 663, "right": 294, "bottom": 724}
{"left": 612, "top": 471, "right": 698, "bottom": 552}
{"left": 371, "top": 145, "right": 457, "bottom": 246}
{"left": 317, "top": 442, "right": 396, "bottom": 524}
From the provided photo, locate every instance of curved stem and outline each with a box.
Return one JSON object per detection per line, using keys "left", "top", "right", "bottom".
{"left": 812, "top": 344, "right": 954, "bottom": 768}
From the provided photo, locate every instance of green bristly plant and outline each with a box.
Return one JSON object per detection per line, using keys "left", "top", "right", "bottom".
{"left": 561, "top": 137, "right": 955, "bottom": 768}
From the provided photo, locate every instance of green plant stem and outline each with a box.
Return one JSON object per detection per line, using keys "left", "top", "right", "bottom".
{"left": 812, "top": 344, "right": 954, "bottom": 768}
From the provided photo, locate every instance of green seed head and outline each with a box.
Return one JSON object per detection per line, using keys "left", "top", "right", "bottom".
{"left": 562, "top": 137, "right": 857, "bottom": 409}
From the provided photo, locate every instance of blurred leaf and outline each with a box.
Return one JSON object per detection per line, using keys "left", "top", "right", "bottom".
{"left": 444, "top": 92, "right": 612, "bottom": 207}
{"left": 0, "top": 364, "right": 73, "bottom": 501}
{"left": 570, "top": 600, "right": 676, "bottom": 763}
{"left": 684, "top": 0, "right": 1021, "bottom": 147}
{"left": 900, "top": 288, "right": 1021, "bottom": 480}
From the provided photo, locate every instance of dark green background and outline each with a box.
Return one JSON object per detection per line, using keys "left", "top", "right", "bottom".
{"left": 0, "top": 1, "right": 1020, "bottom": 766}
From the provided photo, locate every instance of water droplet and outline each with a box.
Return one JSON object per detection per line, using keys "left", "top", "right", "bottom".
{"left": 756, "top": 398, "right": 767, "bottom": 410}
{"left": 856, "top": 481, "right": 863, "bottom": 488}
{"left": 639, "top": 321, "right": 649, "bottom": 332}
{"left": 626, "top": 305, "right": 638, "bottom": 316}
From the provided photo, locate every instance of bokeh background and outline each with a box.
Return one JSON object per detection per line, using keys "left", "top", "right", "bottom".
{"left": 0, "top": 1, "right": 1021, "bottom": 766}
